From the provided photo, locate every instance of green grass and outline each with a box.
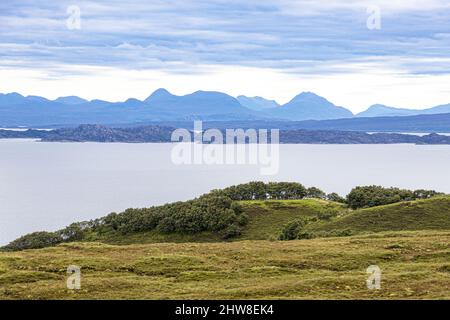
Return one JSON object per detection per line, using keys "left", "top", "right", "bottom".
{"left": 309, "top": 196, "right": 450, "bottom": 234}
{"left": 241, "top": 196, "right": 450, "bottom": 238}
{"left": 0, "top": 230, "right": 448, "bottom": 299}
{"left": 239, "top": 199, "right": 345, "bottom": 240}
{"left": 89, "top": 229, "right": 224, "bottom": 245}
{"left": 1, "top": 196, "right": 449, "bottom": 299}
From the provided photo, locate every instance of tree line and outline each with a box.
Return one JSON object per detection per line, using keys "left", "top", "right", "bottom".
{"left": 346, "top": 186, "right": 442, "bottom": 209}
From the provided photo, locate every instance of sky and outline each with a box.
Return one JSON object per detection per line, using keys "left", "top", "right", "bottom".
{"left": 1, "top": 0, "right": 450, "bottom": 112}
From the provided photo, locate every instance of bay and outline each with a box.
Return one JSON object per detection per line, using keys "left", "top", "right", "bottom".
{"left": 1, "top": 139, "right": 449, "bottom": 244}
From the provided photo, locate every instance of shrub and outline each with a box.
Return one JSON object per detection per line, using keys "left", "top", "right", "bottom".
{"left": 306, "top": 187, "right": 326, "bottom": 199}
{"left": 236, "top": 213, "right": 249, "bottom": 226}
{"left": 326, "top": 192, "right": 346, "bottom": 203}
{"left": 157, "top": 216, "right": 176, "bottom": 233}
{"left": 58, "top": 223, "right": 85, "bottom": 242}
{"left": 297, "top": 231, "right": 314, "bottom": 239}
{"left": 333, "top": 229, "right": 353, "bottom": 237}
{"left": 317, "top": 211, "right": 335, "bottom": 221}
{"left": 222, "top": 224, "right": 242, "bottom": 239}
{"left": 230, "top": 201, "right": 243, "bottom": 214}
{"left": 3, "top": 232, "right": 62, "bottom": 251}
{"left": 346, "top": 186, "right": 441, "bottom": 209}
{"left": 279, "top": 218, "right": 309, "bottom": 240}
{"left": 102, "top": 212, "right": 119, "bottom": 230}
{"left": 413, "top": 189, "right": 443, "bottom": 199}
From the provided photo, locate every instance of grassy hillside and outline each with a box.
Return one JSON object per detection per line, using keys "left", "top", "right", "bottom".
{"left": 82, "top": 199, "right": 345, "bottom": 244}
{"left": 4, "top": 182, "right": 446, "bottom": 252}
{"left": 309, "top": 196, "right": 450, "bottom": 234}
{"left": 1, "top": 196, "right": 449, "bottom": 300}
{"left": 0, "top": 230, "right": 448, "bottom": 299}
{"left": 62, "top": 196, "right": 450, "bottom": 244}
{"left": 239, "top": 199, "right": 346, "bottom": 240}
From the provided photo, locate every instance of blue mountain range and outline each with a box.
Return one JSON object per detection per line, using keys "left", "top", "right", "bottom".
{"left": 0, "top": 90, "right": 267, "bottom": 126}
{"left": 356, "top": 103, "right": 450, "bottom": 117}
{"left": 1, "top": 90, "right": 450, "bottom": 127}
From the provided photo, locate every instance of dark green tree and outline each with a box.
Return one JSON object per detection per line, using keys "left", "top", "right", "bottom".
{"left": 306, "top": 187, "right": 326, "bottom": 199}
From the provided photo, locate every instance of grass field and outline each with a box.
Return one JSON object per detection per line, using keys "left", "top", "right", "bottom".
{"left": 0, "top": 230, "right": 448, "bottom": 299}
{"left": 1, "top": 197, "right": 449, "bottom": 299}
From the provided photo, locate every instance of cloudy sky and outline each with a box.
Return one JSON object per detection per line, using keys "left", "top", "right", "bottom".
{"left": 1, "top": 0, "right": 450, "bottom": 112}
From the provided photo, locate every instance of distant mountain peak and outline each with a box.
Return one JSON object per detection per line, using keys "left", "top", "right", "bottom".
{"left": 0, "top": 92, "right": 27, "bottom": 105}
{"left": 54, "top": 96, "right": 88, "bottom": 105}
{"left": 291, "top": 91, "right": 330, "bottom": 103}
{"left": 268, "top": 91, "right": 353, "bottom": 120}
{"left": 356, "top": 104, "right": 417, "bottom": 117}
{"left": 154, "top": 88, "right": 171, "bottom": 95}
{"left": 26, "top": 95, "right": 50, "bottom": 102}
{"left": 190, "top": 90, "right": 228, "bottom": 97}
{"left": 367, "top": 104, "right": 393, "bottom": 109}
{"left": 237, "top": 95, "right": 280, "bottom": 111}
{"left": 299, "top": 91, "right": 318, "bottom": 97}
{"left": 125, "top": 98, "right": 141, "bottom": 103}
{"left": 5, "top": 92, "right": 24, "bottom": 98}
{"left": 117, "top": 98, "right": 146, "bottom": 108}
{"left": 145, "top": 88, "right": 174, "bottom": 102}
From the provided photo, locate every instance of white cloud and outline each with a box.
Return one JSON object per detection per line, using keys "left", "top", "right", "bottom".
{"left": 2, "top": 0, "right": 450, "bottom": 112}
{"left": 2, "top": 62, "right": 450, "bottom": 112}
{"left": 278, "top": 0, "right": 450, "bottom": 15}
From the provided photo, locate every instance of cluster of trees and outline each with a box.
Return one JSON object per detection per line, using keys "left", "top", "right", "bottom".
{"left": 95, "top": 194, "right": 247, "bottom": 236}
{"left": 2, "top": 194, "right": 248, "bottom": 251}
{"left": 210, "top": 181, "right": 339, "bottom": 201}
{"left": 211, "top": 181, "right": 308, "bottom": 200}
{"left": 2, "top": 231, "right": 62, "bottom": 251}
{"left": 2, "top": 222, "right": 88, "bottom": 251}
{"left": 346, "top": 186, "right": 443, "bottom": 209}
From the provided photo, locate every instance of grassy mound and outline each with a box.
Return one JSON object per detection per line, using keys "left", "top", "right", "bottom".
{"left": 239, "top": 199, "right": 346, "bottom": 240}
{"left": 309, "top": 196, "right": 450, "bottom": 234}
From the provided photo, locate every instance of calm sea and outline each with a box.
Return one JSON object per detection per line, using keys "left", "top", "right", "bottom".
{"left": 1, "top": 139, "right": 449, "bottom": 244}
